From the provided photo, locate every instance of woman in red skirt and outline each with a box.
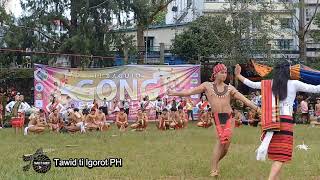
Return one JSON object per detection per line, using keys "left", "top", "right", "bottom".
{"left": 235, "top": 61, "right": 320, "bottom": 180}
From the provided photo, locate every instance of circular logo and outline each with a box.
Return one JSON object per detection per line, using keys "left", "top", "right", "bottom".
{"left": 32, "top": 154, "right": 51, "bottom": 173}
{"left": 34, "top": 69, "right": 49, "bottom": 82}
{"left": 35, "top": 83, "right": 44, "bottom": 92}
{"left": 36, "top": 93, "right": 43, "bottom": 100}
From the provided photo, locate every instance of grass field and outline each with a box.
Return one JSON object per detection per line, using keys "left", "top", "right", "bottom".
{"left": 0, "top": 122, "right": 319, "bottom": 180}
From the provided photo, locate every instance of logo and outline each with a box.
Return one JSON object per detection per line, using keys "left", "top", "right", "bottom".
{"left": 35, "top": 100, "right": 43, "bottom": 108}
{"left": 36, "top": 94, "right": 42, "bottom": 100}
{"left": 191, "top": 94, "right": 199, "bottom": 99}
{"left": 22, "top": 148, "right": 51, "bottom": 173}
{"left": 191, "top": 73, "right": 199, "bottom": 78}
{"left": 191, "top": 79, "right": 198, "bottom": 84}
{"left": 34, "top": 69, "right": 49, "bottom": 82}
{"left": 35, "top": 83, "right": 44, "bottom": 92}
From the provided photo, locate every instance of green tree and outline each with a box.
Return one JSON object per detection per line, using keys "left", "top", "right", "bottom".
{"left": 225, "top": 0, "right": 275, "bottom": 63}
{"left": 172, "top": 16, "right": 234, "bottom": 62}
{"left": 126, "top": 0, "right": 174, "bottom": 64}
{"left": 1, "top": 0, "right": 136, "bottom": 67}
{"left": 280, "top": 0, "right": 320, "bottom": 63}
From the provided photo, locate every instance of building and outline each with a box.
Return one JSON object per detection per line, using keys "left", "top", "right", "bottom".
{"left": 304, "top": 0, "right": 320, "bottom": 61}
{"left": 118, "top": 23, "right": 188, "bottom": 64}
{"left": 165, "top": 0, "right": 301, "bottom": 61}
{"left": 166, "top": 0, "right": 204, "bottom": 24}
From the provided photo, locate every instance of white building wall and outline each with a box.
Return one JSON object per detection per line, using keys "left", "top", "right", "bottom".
{"left": 166, "top": 0, "right": 204, "bottom": 24}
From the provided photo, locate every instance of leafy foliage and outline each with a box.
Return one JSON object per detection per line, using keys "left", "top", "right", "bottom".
{"left": 172, "top": 16, "right": 233, "bottom": 60}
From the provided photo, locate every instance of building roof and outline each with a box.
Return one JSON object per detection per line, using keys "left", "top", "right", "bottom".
{"left": 114, "top": 23, "right": 190, "bottom": 33}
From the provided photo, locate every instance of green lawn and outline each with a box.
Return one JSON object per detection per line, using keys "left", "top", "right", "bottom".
{"left": 0, "top": 122, "right": 319, "bottom": 180}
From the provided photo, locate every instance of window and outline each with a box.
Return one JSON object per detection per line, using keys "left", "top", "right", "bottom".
{"left": 277, "top": 39, "right": 293, "bottom": 50}
{"left": 280, "top": 18, "right": 293, "bottom": 29}
{"left": 252, "top": 16, "right": 262, "bottom": 29}
{"left": 144, "top": 37, "right": 155, "bottom": 52}
{"left": 306, "top": 8, "right": 311, "bottom": 21}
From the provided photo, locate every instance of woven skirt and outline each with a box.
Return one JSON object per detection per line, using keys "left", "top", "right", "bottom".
{"left": 268, "top": 115, "right": 293, "bottom": 162}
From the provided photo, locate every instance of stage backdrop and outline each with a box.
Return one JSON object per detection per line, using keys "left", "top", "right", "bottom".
{"left": 34, "top": 64, "right": 201, "bottom": 120}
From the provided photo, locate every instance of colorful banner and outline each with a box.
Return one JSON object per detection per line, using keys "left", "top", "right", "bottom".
{"left": 34, "top": 64, "right": 201, "bottom": 120}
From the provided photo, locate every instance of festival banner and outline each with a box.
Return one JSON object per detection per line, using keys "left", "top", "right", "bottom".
{"left": 34, "top": 64, "right": 201, "bottom": 120}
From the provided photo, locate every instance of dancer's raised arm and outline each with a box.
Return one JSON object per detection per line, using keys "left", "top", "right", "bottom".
{"left": 235, "top": 64, "right": 261, "bottom": 89}
{"left": 293, "top": 80, "right": 320, "bottom": 93}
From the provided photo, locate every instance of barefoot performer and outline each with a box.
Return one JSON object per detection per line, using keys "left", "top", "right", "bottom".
{"left": 130, "top": 109, "right": 148, "bottom": 131}
{"left": 197, "top": 108, "right": 213, "bottom": 128}
{"left": 168, "top": 63, "right": 260, "bottom": 177}
{"left": 235, "top": 61, "right": 320, "bottom": 180}
{"left": 96, "top": 107, "right": 110, "bottom": 131}
{"left": 24, "top": 110, "right": 46, "bottom": 135}
{"left": 115, "top": 108, "right": 128, "bottom": 131}
{"left": 65, "top": 109, "right": 82, "bottom": 133}
{"left": 176, "top": 106, "right": 188, "bottom": 128}
{"left": 48, "top": 109, "right": 63, "bottom": 133}
{"left": 85, "top": 108, "right": 99, "bottom": 131}
{"left": 158, "top": 108, "right": 170, "bottom": 130}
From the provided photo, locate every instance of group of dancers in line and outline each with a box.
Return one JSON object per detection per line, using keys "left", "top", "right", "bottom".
{"left": 6, "top": 61, "right": 320, "bottom": 179}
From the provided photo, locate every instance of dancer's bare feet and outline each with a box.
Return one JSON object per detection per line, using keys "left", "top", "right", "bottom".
{"left": 210, "top": 169, "right": 219, "bottom": 177}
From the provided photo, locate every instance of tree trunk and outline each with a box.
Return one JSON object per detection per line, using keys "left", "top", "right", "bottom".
{"left": 299, "top": 34, "right": 306, "bottom": 62}
{"left": 299, "top": 0, "right": 307, "bottom": 63}
{"left": 70, "top": 0, "right": 80, "bottom": 67}
{"left": 137, "top": 24, "right": 145, "bottom": 64}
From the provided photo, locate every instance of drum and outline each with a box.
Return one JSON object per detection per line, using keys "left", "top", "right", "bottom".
{"left": 11, "top": 112, "right": 25, "bottom": 128}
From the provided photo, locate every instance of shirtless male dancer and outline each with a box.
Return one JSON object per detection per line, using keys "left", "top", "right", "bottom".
{"left": 168, "top": 64, "right": 260, "bottom": 177}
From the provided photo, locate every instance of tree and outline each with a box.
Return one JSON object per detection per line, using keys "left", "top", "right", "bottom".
{"left": 1, "top": 0, "right": 136, "bottom": 67}
{"left": 126, "top": 0, "right": 174, "bottom": 64}
{"left": 280, "top": 0, "right": 320, "bottom": 63}
{"left": 225, "top": 0, "right": 276, "bottom": 63}
{"left": 172, "top": 16, "right": 234, "bottom": 61}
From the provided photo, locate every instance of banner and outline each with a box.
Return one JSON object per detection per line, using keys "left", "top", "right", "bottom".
{"left": 34, "top": 64, "right": 201, "bottom": 120}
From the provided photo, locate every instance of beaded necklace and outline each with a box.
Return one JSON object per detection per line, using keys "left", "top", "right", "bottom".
{"left": 211, "top": 83, "right": 230, "bottom": 98}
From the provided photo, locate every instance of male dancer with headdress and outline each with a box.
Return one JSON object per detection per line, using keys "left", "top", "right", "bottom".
{"left": 168, "top": 63, "right": 260, "bottom": 177}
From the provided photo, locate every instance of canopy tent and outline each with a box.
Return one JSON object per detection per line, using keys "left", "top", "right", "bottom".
{"left": 251, "top": 60, "right": 320, "bottom": 85}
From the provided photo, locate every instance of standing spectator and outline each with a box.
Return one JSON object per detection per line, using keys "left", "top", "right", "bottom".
{"left": 315, "top": 98, "right": 320, "bottom": 118}
{"left": 123, "top": 94, "right": 131, "bottom": 115}
{"left": 252, "top": 91, "right": 262, "bottom": 107}
{"left": 101, "top": 98, "right": 109, "bottom": 116}
{"left": 300, "top": 95, "right": 309, "bottom": 124}
{"left": 186, "top": 97, "right": 194, "bottom": 121}
{"left": 155, "top": 96, "right": 163, "bottom": 120}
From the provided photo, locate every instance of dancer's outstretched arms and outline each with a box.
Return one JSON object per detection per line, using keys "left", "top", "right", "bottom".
{"left": 235, "top": 64, "right": 261, "bottom": 89}
{"left": 230, "top": 86, "right": 260, "bottom": 113}
{"left": 167, "top": 83, "right": 206, "bottom": 97}
{"left": 293, "top": 80, "right": 320, "bottom": 93}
